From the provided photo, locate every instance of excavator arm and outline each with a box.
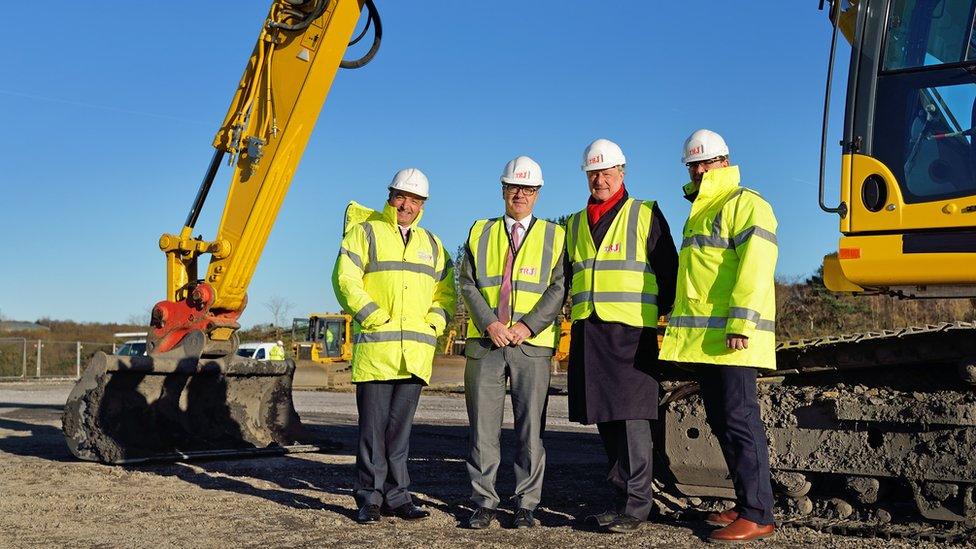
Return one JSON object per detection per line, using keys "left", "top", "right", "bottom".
{"left": 151, "top": 0, "right": 379, "bottom": 355}
{"left": 62, "top": 0, "right": 381, "bottom": 464}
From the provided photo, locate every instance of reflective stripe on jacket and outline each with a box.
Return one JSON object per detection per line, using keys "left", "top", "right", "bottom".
{"left": 566, "top": 198, "right": 659, "bottom": 327}
{"left": 332, "top": 203, "right": 456, "bottom": 383}
{"left": 659, "top": 166, "right": 778, "bottom": 369}
{"left": 465, "top": 218, "right": 565, "bottom": 348}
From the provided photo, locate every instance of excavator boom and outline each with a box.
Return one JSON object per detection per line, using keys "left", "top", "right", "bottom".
{"left": 63, "top": 0, "right": 378, "bottom": 464}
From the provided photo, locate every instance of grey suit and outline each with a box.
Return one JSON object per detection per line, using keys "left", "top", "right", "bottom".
{"left": 459, "top": 218, "right": 567, "bottom": 510}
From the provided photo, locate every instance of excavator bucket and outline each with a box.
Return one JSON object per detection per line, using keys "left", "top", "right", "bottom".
{"left": 62, "top": 335, "right": 314, "bottom": 464}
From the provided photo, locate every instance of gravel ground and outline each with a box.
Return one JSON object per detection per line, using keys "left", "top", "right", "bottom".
{"left": 0, "top": 381, "right": 961, "bottom": 548}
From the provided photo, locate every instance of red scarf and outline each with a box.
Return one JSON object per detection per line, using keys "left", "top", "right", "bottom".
{"left": 586, "top": 183, "right": 626, "bottom": 226}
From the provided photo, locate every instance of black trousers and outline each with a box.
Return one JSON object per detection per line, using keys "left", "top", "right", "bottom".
{"left": 697, "top": 366, "right": 775, "bottom": 525}
{"left": 596, "top": 419, "right": 654, "bottom": 520}
{"left": 355, "top": 378, "right": 423, "bottom": 508}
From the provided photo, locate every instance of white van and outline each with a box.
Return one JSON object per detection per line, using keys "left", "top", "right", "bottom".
{"left": 116, "top": 340, "right": 147, "bottom": 356}
{"left": 236, "top": 342, "right": 279, "bottom": 361}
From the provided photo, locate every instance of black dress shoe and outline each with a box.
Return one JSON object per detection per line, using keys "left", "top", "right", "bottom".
{"left": 513, "top": 508, "right": 536, "bottom": 528}
{"left": 390, "top": 502, "right": 430, "bottom": 521}
{"left": 356, "top": 504, "right": 381, "bottom": 524}
{"left": 584, "top": 509, "right": 618, "bottom": 528}
{"left": 467, "top": 507, "right": 496, "bottom": 529}
{"left": 606, "top": 513, "right": 643, "bottom": 533}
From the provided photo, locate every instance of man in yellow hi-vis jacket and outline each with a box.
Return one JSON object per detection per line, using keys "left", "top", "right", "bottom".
{"left": 332, "top": 168, "right": 456, "bottom": 525}
{"left": 660, "top": 130, "right": 777, "bottom": 544}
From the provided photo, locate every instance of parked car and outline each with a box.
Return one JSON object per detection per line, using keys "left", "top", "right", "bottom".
{"left": 116, "top": 340, "right": 147, "bottom": 357}
{"left": 236, "top": 342, "right": 280, "bottom": 361}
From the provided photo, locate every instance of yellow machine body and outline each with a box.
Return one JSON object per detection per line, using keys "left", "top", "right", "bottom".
{"left": 293, "top": 313, "right": 352, "bottom": 364}
{"left": 821, "top": 0, "right": 976, "bottom": 297}
{"left": 825, "top": 154, "right": 976, "bottom": 294}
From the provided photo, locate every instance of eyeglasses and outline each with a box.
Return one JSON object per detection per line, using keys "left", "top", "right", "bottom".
{"left": 502, "top": 184, "right": 539, "bottom": 196}
{"left": 390, "top": 193, "right": 425, "bottom": 207}
{"left": 685, "top": 157, "right": 727, "bottom": 170}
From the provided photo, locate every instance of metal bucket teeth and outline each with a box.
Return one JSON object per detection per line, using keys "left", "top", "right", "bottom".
{"left": 62, "top": 351, "right": 305, "bottom": 464}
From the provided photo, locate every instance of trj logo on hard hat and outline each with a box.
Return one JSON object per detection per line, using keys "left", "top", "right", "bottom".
{"left": 687, "top": 144, "right": 704, "bottom": 157}
{"left": 514, "top": 171, "right": 531, "bottom": 180}
{"left": 587, "top": 154, "right": 604, "bottom": 167}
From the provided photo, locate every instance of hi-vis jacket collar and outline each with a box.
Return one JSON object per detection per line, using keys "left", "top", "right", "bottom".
{"left": 382, "top": 202, "right": 424, "bottom": 228}
{"left": 682, "top": 165, "right": 741, "bottom": 203}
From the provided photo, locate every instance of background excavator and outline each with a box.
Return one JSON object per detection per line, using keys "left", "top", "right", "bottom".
{"left": 60, "top": 0, "right": 976, "bottom": 539}
{"left": 292, "top": 313, "right": 353, "bottom": 363}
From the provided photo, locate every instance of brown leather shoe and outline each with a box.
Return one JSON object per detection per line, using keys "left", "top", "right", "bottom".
{"left": 708, "top": 517, "right": 775, "bottom": 544}
{"left": 705, "top": 508, "right": 739, "bottom": 527}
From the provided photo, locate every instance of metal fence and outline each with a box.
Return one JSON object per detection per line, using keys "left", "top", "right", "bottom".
{"left": 0, "top": 338, "right": 114, "bottom": 380}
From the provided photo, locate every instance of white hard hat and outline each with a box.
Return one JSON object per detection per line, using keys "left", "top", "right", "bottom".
{"left": 500, "top": 155, "right": 544, "bottom": 187}
{"left": 388, "top": 168, "right": 429, "bottom": 199}
{"left": 682, "top": 129, "right": 730, "bottom": 164}
{"left": 277, "top": 340, "right": 283, "bottom": 345}
{"left": 581, "top": 138, "right": 626, "bottom": 171}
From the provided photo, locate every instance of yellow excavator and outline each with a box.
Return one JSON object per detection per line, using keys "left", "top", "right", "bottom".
{"left": 60, "top": 0, "right": 976, "bottom": 537}
{"left": 62, "top": 0, "right": 381, "bottom": 464}
{"left": 292, "top": 313, "right": 352, "bottom": 363}
{"left": 652, "top": 1, "right": 976, "bottom": 539}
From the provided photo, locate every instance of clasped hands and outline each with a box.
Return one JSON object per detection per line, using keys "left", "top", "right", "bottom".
{"left": 726, "top": 334, "right": 749, "bottom": 350}
{"left": 485, "top": 321, "right": 532, "bottom": 348}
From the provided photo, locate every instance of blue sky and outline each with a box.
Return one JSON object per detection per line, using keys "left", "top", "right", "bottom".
{"left": 0, "top": 1, "right": 850, "bottom": 327}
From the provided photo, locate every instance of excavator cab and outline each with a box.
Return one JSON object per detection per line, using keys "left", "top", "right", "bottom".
{"left": 292, "top": 313, "right": 352, "bottom": 363}
{"left": 824, "top": 0, "right": 976, "bottom": 296}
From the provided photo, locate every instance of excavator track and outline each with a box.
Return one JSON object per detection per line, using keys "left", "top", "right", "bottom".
{"left": 655, "top": 322, "right": 976, "bottom": 541}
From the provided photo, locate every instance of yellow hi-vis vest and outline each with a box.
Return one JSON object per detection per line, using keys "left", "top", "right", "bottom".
{"left": 566, "top": 198, "right": 659, "bottom": 327}
{"left": 332, "top": 202, "right": 456, "bottom": 383}
{"left": 659, "top": 166, "right": 778, "bottom": 369}
{"left": 466, "top": 218, "right": 565, "bottom": 348}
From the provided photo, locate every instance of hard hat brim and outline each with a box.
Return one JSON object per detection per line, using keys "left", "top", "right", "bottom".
{"left": 388, "top": 187, "right": 429, "bottom": 199}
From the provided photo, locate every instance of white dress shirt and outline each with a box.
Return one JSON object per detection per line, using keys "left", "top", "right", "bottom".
{"left": 503, "top": 214, "right": 532, "bottom": 251}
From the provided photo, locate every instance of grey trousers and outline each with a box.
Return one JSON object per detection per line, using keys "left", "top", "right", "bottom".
{"left": 597, "top": 419, "right": 654, "bottom": 520}
{"left": 464, "top": 343, "right": 551, "bottom": 510}
{"left": 354, "top": 378, "right": 423, "bottom": 508}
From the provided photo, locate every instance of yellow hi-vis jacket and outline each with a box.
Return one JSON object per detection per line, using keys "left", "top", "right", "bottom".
{"left": 332, "top": 202, "right": 456, "bottom": 383}
{"left": 465, "top": 218, "right": 566, "bottom": 348}
{"left": 565, "top": 198, "right": 660, "bottom": 327}
{"left": 659, "top": 166, "right": 778, "bottom": 369}
{"left": 269, "top": 344, "right": 285, "bottom": 361}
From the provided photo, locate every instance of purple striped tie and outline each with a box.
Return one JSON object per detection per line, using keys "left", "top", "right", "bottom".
{"left": 497, "top": 222, "right": 522, "bottom": 324}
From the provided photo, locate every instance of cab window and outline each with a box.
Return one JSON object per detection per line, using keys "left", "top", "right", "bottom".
{"left": 883, "top": 0, "right": 976, "bottom": 71}
{"left": 872, "top": 0, "right": 976, "bottom": 203}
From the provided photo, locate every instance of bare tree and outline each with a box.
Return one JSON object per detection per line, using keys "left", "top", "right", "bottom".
{"left": 264, "top": 295, "right": 295, "bottom": 339}
{"left": 126, "top": 308, "right": 153, "bottom": 327}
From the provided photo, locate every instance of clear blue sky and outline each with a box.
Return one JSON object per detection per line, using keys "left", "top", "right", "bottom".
{"left": 0, "top": 1, "right": 851, "bottom": 327}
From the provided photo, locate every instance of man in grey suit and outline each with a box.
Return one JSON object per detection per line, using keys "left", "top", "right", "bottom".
{"left": 459, "top": 155, "right": 567, "bottom": 529}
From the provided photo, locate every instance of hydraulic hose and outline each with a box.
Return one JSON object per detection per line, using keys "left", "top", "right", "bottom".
{"left": 340, "top": 0, "right": 381, "bottom": 69}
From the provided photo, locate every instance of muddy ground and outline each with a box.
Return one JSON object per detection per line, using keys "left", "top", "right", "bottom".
{"left": 0, "top": 381, "right": 961, "bottom": 548}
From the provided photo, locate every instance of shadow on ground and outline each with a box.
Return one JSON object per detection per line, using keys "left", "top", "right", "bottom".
{"left": 135, "top": 420, "right": 617, "bottom": 529}
{"left": 0, "top": 401, "right": 649, "bottom": 531}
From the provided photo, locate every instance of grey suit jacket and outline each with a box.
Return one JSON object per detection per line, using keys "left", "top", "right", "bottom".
{"left": 459, "top": 218, "right": 567, "bottom": 359}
